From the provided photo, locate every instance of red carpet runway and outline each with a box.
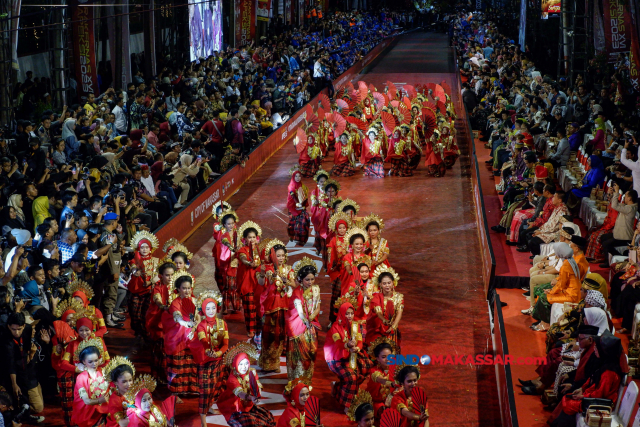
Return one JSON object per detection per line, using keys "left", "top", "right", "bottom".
{"left": 41, "top": 32, "right": 500, "bottom": 427}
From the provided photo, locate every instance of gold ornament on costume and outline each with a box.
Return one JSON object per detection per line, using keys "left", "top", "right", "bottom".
{"left": 347, "top": 389, "right": 373, "bottom": 421}
{"left": 197, "top": 290, "right": 223, "bottom": 310}
{"left": 211, "top": 200, "right": 232, "bottom": 217}
{"left": 334, "top": 294, "right": 358, "bottom": 309}
{"left": 289, "top": 165, "right": 301, "bottom": 176}
{"left": 394, "top": 362, "right": 421, "bottom": 384}
{"left": 355, "top": 255, "right": 372, "bottom": 268}
{"left": 328, "top": 211, "right": 354, "bottom": 232}
{"left": 130, "top": 230, "right": 160, "bottom": 252}
{"left": 372, "top": 265, "right": 400, "bottom": 290}
{"left": 344, "top": 227, "right": 368, "bottom": 245}
{"left": 236, "top": 220, "right": 262, "bottom": 247}
{"left": 75, "top": 337, "right": 105, "bottom": 362}
{"left": 102, "top": 356, "right": 136, "bottom": 383}
{"left": 361, "top": 213, "right": 385, "bottom": 232}
{"left": 264, "top": 238, "right": 287, "bottom": 262}
{"left": 67, "top": 279, "right": 95, "bottom": 301}
{"left": 162, "top": 238, "right": 179, "bottom": 253}
{"left": 223, "top": 342, "right": 259, "bottom": 367}
{"left": 284, "top": 378, "right": 313, "bottom": 402}
{"left": 219, "top": 209, "right": 239, "bottom": 224}
{"left": 367, "top": 336, "right": 400, "bottom": 359}
{"left": 336, "top": 198, "right": 360, "bottom": 215}
{"left": 323, "top": 178, "right": 341, "bottom": 193}
{"left": 168, "top": 270, "right": 195, "bottom": 304}
{"left": 54, "top": 298, "right": 85, "bottom": 320}
{"left": 293, "top": 256, "right": 317, "bottom": 278}
{"left": 163, "top": 241, "right": 194, "bottom": 264}
{"left": 313, "top": 168, "right": 330, "bottom": 183}
{"left": 124, "top": 374, "right": 157, "bottom": 404}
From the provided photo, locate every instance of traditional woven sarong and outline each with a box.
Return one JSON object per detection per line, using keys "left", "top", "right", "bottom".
{"left": 166, "top": 349, "right": 198, "bottom": 394}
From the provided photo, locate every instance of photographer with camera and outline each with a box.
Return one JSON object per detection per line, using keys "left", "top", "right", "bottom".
{"left": 97, "top": 216, "right": 123, "bottom": 328}
{"left": 0, "top": 389, "right": 28, "bottom": 427}
{"left": 83, "top": 196, "right": 108, "bottom": 225}
{"left": 3, "top": 231, "right": 33, "bottom": 291}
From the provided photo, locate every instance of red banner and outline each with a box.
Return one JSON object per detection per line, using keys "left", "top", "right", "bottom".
{"left": 72, "top": 4, "right": 99, "bottom": 101}
{"left": 154, "top": 37, "right": 395, "bottom": 245}
{"left": 235, "top": 0, "right": 256, "bottom": 47}
{"left": 630, "top": 27, "right": 640, "bottom": 91}
{"left": 602, "top": 0, "right": 633, "bottom": 62}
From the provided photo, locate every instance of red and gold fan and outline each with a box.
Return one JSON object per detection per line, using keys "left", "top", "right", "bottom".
{"left": 436, "top": 100, "right": 446, "bottom": 114}
{"left": 373, "top": 92, "right": 387, "bottom": 109}
{"left": 303, "top": 105, "right": 319, "bottom": 134}
{"left": 421, "top": 108, "right": 437, "bottom": 139}
{"left": 316, "top": 107, "right": 325, "bottom": 123}
{"left": 390, "top": 100, "right": 400, "bottom": 109}
{"left": 380, "top": 408, "right": 403, "bottom": 427}
{"left": 319, "top": 93, "right": 331, "bottom": 113}
{"left": 345, "top": 116, "right": 367, "bottom": 131}
{"left": 422, "top": 101, "right": 437, "bottom": 114}
{"left": 396, "top": 103, "right": 411, "bottom": 125}
{"left": 403, "top": 84, "right": 417, "bottom": 100}
{"left": 434, "top": 84, "right": 446, "bottom": 102}
{"left": 415, "top": 83, "right": 426, "bottom": 95}
{"left": 386, "top": 80, "right": 397, "bottom": 100}
{"left": 425, "top": 82, "right": 437, "bottom": 93}
{"left": 402, "top": 96, "right": 412, "bottom": 110}
{"left": 304, "top": 395, "right": 321, "bottom": 426}
{"left": 441, "top": 81, "right": 452, "bottom": 96}
{"left": 346, "top": 81, "right": 355, "bottom": 93}
{"left": 335, "top": 99, "right": 351, "bottom": 116}
{"left": 358, "top": 81, "right": 369, "bottom": 95}
{"left": 327, "top": 112, "right": 347, "bottom": 138}
{"left": 294, "top": 128, "right": 308, "bottom": 153}
{"left": 412, "top": 386, "right": 428, "bottom": 415}
{"left": 369, "top": 83, "right": 377, "bottom": 93}
{"left": 380, "top": 111, "right": 397, "bottom": 136}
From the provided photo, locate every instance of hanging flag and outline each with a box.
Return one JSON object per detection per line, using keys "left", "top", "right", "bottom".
{"left": 72, "top": 2, "right": 99, "bottom": 100}
{"left": 602, "top": 0, "right": 632, "bottom": 62}
{"left": 235, "top": 0, "right": 257, "bottom": 46}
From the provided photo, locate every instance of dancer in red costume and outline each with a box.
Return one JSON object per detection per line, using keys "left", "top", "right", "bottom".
{"left": 327, "top": 212, "right": 353, "bottom": 323}
{"left": 215, "top": 209, "right": 241, "bottom": 314}
{"left": 127, "top": 231, "right": 160, "bottom": 340}
{"left": 286, "top": 167, "right": 311, "bottom": 246}
{"left": 236, "top": 221, "right": 263, "bottom": 338}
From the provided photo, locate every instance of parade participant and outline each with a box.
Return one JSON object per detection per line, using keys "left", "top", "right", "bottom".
{"left": 363, "top": 214, "right": 390, "bottom": 268}
{"left": 125, "top": 374, "right": 177, "bottom": 427}
{"left": 316, "top": 179, "right": 340, "bottom": 264}
{"left": 366, "top": 265, "right": 403, "bottom": 349}
{"left": 215, "top": 209, "right": 241, "bottom": 314}
{"left": 210, "top": 201, "right": 233, "bottom": 283}
{"left": 287, "top": 166, "right": 311, "bottom": 246}
{"left": 277, "top": 378, "right": 322, "bottom": 427}
{"left": 145, "top": 262, "right": 177, "bottom": 382}
{"left": 286, "top": 257, "right": 321, "bottom": 380}
{"left": 68, "top": 280, "right": 107, "bottom": 337}
{"left": 332, "top": 133, "right": 358, "bottom": 177}
{"left": 216, "top": 343, "right": 275, "bottom": 427}
{"left": 190, "top": 291, "right": 229, "bottom": 427}
{"left": 163, "top": 238, "right": 194, "bottom": 272}
{"left": 361, "top": 125, "right": 386, "bottom": 178}
{"left": 404, "top": 122, "right": 422, "bottom": 170}
{"left": 391, "top": 365, "right": 429, "bottom": 426}
{"left": 339, "top": 256, "right": 373, "bottom": 341}
{"left": 362, "top": 97, "right": 375, "bottom": 123}
{"left": 348, "top": 389, "right": 375, "bottom": 427}
{"left": 298, "top": 133, "right": 321, "bottom": 178}
{"left": 324, "top": 301, "right": 373, "bottom": 413}
{"left": 71, "top": 340, "right": 110, "bottom": 427}
{"left": 310, "top": 169, "right": 331, "bottom": 255}
{"left": 50, "top": 319, "right": 78, "bottom": 427}
{"left": 237, "top": 221, "right": 263, "bottom": 338}
{"left": 161, "top": 272, "right": 199, "bottom": 398}
{"left": 336, "top": 198, "right": 361, "bottom": 223}
{"left": 338, "top": 227, "right": 369, "bottom": 297}
{"left": 59, "top": 317, "right": 111, "bottom": 374}
{"left": 424, "top": 130, "right": 445, "bottom": 177}
{"left": 257, "top": 240, "right": 293, "bottom": 372}
{"left": 441, "top": 117, "right": 459, "bottom": 169}
{"left": 365, "top": 339, "right": 399, "bottom": 420}
{"left": 102, "top": 356, "right": 135, "bottom": 427}
{"left": 386, "top": 127, "right": 413, "bottom": 177}
{"left": 127, "top": 230, "right": 160, "bottom": 340}
{"left": 327, "top": 212, "right": 354, "bottom": 323}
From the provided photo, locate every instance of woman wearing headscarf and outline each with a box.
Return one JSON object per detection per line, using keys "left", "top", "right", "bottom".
{"left": 32, "top": 196, "right": 52, "bottom": 232}
{"left": 588, "top": 117, "right": 607, "bottom": 154}
{"left": 567, "top": 155, "right": 605, "bottom": 210}
{"left": 0, "top": 206, "right": 26, "bottom": 236}
{"left": 530, "top": 242, "right": 589, "bottom": 331}
{"left": 61, "top": 119, "right": 81, "bottom": 159}
{"left": 126, "top": 376, "right": 177, "bottom": 427}
{"left": 8, "top": 194, "right": 26, "bottom": 225}
{"left": 171, "top": 153, "right": 200, "bottom": 205}
{"left": 286, "top": 168, "right": 311, "bottom": 246}
{"left": 277, "top": 379, "right": 314, "bottom": 427}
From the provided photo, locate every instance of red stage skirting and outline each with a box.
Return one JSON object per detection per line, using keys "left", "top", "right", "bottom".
{"left": 154, "top": 37, "right": 397, "bottom": 244}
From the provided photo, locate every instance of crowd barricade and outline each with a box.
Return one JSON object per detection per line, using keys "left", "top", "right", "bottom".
{"left": 492, "top": 293, "right": 519, "bottom": 427}
{"left": 154, "top": 36, "right": 397, "bottom": 244}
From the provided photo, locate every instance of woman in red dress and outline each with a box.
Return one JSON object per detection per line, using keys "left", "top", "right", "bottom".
{"left": 317, "top": 179, "right": 340, "bottom": 266}
{"left": 298, "top": 134, "right": 321, "bottom": 178}
{"left": 362, "top": 97, "right": 375, "bottom": 123}
{"left": 332, "top": 133, "right": 358, "bottom": 177}
{"left": 424, "top": 130, "right": 446, "bottom": 177}
{"left": 365, "top": 339, "right": 399, "bottom": 421}
{"left": 286, "top": 257, "right": 321, "bottom": 381}
{"left": 217, "top": 343, "right": 275, "bottom": 427}
{"left": 51, "top": 319, "right": 78, "bottom": 427}
{"left": 586, "top": 183, "right": 621, "bottom": 262}
{"left": 161, "top": 272, "right": 199, "bottom": 398}
{"left": 125, "top": 375, "right": 176, "bottom": 427}
{"left": 277, "top": 379, "right": 319, "bottom": 427}
{"left": 71, "top": 340, "right": 110, "bottom": 427}
{"left": 215, "top": 210, "right": 241, "bottom": 314}
{"left": 406, "top": 118, "right": 422, "bottom": 169}
{"left": 145, "top": 262, "right": 176, "bottom": 382}
{"left": 257, "top": 243, "right": 293, "bottom": 372}
{"left": 386, "top": 127, "right": 413, "bottom": 177}
{"left": 327, "top": 212, "right": 353, "bottom": 323}
{"left": 362, "top": 214, "right": 391, "bottom": 269}
{"left": 127, "top": 231, "right": 160, "bottom": 340}
{"left": 441, "top": 119, "right": 459, "bottom": 169}
{"left": 310, "top": 169, "right": 330, "bottom": 253}
{"left": 361, "top": 126, "right": 385, "bottom": 178}
{"left": 59, "top": 317, "right": 110, "bottom": 375}
{"left": 237, "top": 221, "right": 263, "bottom": 338}
{"left": 211, "top": 201, "right": 233, "bottom": 283}
{"left": 390, "top": 365, "right": 429, "bottom": 427}
{"left": 349, "top": 390, "right": 375, "bottom": 427}
{"left": 338, "top": 227, "right": 369, "bottom": 298}
{"left": 366, "top": 265, "right": 404, "bottom": 350}
{"left": 287, "top": 167, "right": 311, "bottom": 246}
{"left": 189, "top": 291, "right": 229, "bottom": 427}
{"left": 102, "top": 356, "right": 135, "bottom": 427}
{"left": 68, "top": 280, "right": 107, "bottom": 337}
{"left": 324, "top": 302, "right": 373, "bottom": 413}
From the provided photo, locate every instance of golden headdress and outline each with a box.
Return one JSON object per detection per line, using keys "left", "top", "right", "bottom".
{"left": 289, "top": 165, "right": 301, "bottom": 176}
{"left": 328, "top": 211, "right": 353, "bottom": 232}
{"left": 67, "top": 279, "right": 95, "bottom": 301}
{"left": 124, "top": 374, "right": 157, "bottom": 404}
{"left": 75, "top": 337, "right": 105, "bottom": 363}
{"left": 313, "top": 168, "right": 330, "bottom": 183}
{"left": 400, "top": 123, "right": 411, "bottom": 132}
{"left": 130, "top": 230, "right": 159, "bottom": 252}
{"left": 293, "top": 256, "right": 317, "bottom": 279}
{"left": 323, "top": 178, "right": 341, "bottom": 193}
{"left": 169, "top": 270, "right": 195, "bottom": 296}
{"left": 197, "top": 289, "right": 223, "bottom": 309}
{"left": 344, "top": 227, "right": 368, "bottom": 245}
{"left": 284, "top": 378, "right": 313, "bottom": 400}
{"left": 347, "top": 389, "right": 373, "bottom": 421}
{"left": 163, "top": 240, "right": 193, "bottom": 263}
{"left": 263, "top": 238, "right": 287, "bottom": 263}
{"left": 336, "top": 198, "right": 360, "bottom": 215}
{"left": 367, "top": 336, "right": 400, "bottom": 359}
{"left": 366, "top": 125, "right": 379, "bottom": 136}
{"left": 354, "top": 255, "right": 372, "bottom": 269}
{"left": 394, "top": 362, "right": 420, "bottom": 384}
{"left": 334, "top": 294, "right": 358, "bottom": 309}
{"left": 361, "top": 213, "right": 385, "bottom": 232}
{"left": 219, "top": 209, "right": 239, "bottom": 224}
{"left": 102, "top": 356, "right": 135, "bottom": 383}
{"left": 54, "top": 298, "right": 85, "bottom": 320}
{"left": 372, "top": 265, "right": 400, "bottom": 291}
{"left": 211, "top": 200, "right": 232, "bottom": 216}
{"left": 236, "top": 220, "right": 262, "bottom": 247}
{"left": 162, "top": 238, "right": 179, "bottom": 253}
{"left": 223, "top": 342, "right": 259, "bottom": 367}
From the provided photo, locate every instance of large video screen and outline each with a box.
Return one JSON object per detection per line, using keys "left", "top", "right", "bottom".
{"left": 189, "top": 0, "right": 224, "bottom": 62}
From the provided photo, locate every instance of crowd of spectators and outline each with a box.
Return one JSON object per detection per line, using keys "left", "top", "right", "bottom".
{"left": 0, "top": 8, "right": 417, "bottom": 424}
{"left": 454, "top": 9, "right": 640, "bottom": 426}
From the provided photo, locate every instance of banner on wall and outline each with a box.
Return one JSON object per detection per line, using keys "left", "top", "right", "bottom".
{"left": 518, "top": 0, "right": 526, "bottom": 50}
{"left": 235, "top": 0, "right": 256, "bottom": 47}
{"left": 72, "top": 3, "right": 99, "bottom": 100}
{"left": 629, "top": 25, "right": 640, "bottom": 90}
{"left": 541, "top": 0, "right": 560, "bottom": 19}
{"left": 257, "top": 0, "right": 270, "bottom": 22}
{"left": 593, "top": 0, "right": 606, "bottom": 53}
{"left": 602, "top": 0, "right": 633, "bottom": 62}
{"left": 189, "top": 0, "right": 224, "bottom": 61}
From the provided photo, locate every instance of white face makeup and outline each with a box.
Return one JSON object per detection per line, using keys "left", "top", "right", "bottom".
{"left": 141, "top": 393, "right": 153, "bottom": 412}
{"left": 238, "top": 358, "right": 250, "bottom": 375}
{"left": 205, "top": 301, "right": 217, "bottom": 318}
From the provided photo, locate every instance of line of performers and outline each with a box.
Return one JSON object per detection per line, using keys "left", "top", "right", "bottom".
{"left": 296, "top": 80, "right": 459, "bottom": 179}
